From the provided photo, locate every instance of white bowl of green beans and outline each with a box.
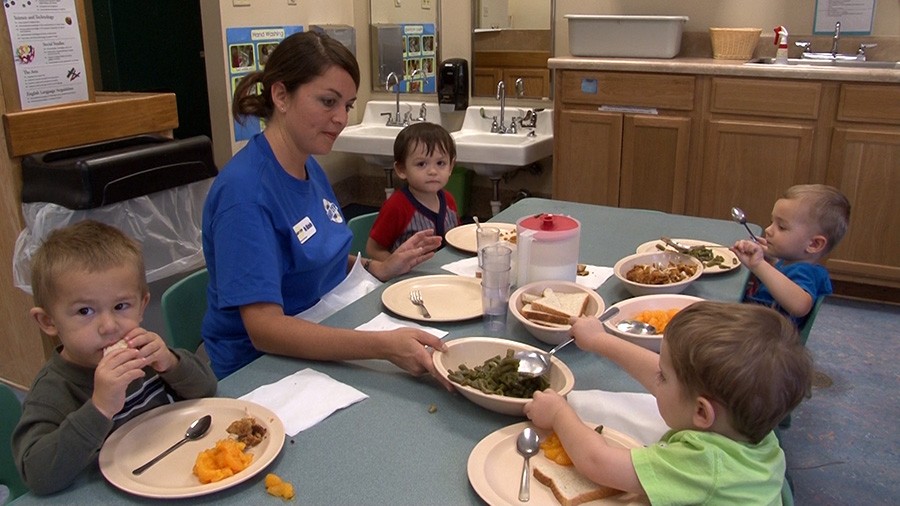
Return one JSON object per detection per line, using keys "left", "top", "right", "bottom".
{"left": 433, "top": 337, "right": 575, "bottom": 416}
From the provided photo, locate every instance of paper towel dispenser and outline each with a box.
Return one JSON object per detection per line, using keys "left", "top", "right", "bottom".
{"left": 21, "top": 134, "right": 217, "bottom": 210}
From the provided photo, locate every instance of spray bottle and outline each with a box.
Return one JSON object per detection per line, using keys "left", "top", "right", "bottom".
{"left": 774, "top": 26, "right": 789, "bottom": 64}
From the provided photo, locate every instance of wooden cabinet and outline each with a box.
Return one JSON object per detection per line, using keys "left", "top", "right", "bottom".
{"left": 697, "top": 78, "right": 820, "bottom": 222}
{"left": 553, "top": 71, "right": 694, "bottom": 213}
{"left": 473, "top": 51, "right": 550, "bottom": 99}
{"left": 824, "top": 84, "right": 900, "bottom": 288}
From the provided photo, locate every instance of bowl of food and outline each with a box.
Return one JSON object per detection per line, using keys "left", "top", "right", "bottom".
{"left": 603, "top": 294, "right": 705, "bottom": 352}
{"left": 508, "top": 281, "right": 605, "bottom": 345}
{"left": 613, "top": 251, "right": 703, "bottom": 297}
{"left": 433, "top": 337, "right": 575, "bottom": 416}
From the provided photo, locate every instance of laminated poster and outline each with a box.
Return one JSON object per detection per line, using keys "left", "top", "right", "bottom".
{"left": 227, "top": 25, "right": 303, "bottom": 142}
{"left": 3, "top": 0, "right": 89, "bottom": 109}
{"left": 814, "top": 0, "right": 876, "bottom": 34}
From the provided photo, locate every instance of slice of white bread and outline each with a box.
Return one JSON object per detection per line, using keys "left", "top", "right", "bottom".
{"left": 521, "top": 303, "right": 572, "bottom": 326}
{"left": 533, "top": 459, "right": 621, "bottom": 506}
{"left": 531, "top": 288, "right": 590, "bottom": 319}
{"left": 103, "top": 339, "right": 128, "bottom": 356}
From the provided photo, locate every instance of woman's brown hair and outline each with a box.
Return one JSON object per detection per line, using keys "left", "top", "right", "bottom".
{"left": 232, "top": 31, "right": 360, "bottom": 123}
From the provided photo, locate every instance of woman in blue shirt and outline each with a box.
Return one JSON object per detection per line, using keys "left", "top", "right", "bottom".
{"left": 202, "top": 32, "right": 446, "bottom": 381}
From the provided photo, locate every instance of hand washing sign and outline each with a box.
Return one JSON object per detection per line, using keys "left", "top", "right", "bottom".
{"left": 3, "top": 0, "right": 89, "bottom": 110}
{"left": 227, "top": 25, "right": 303, "bottom": 142}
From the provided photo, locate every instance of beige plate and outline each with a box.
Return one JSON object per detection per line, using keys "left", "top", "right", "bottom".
{"left": 636, "top": 238, "right": 739, "bottom": 275}
{"left": 467, "top": 421, "right": 648, "bottom": 506}
{"left": 382, "top": 275, "right": 483, "bottom": 322}
{"left": 99, "top": 398, "right": 285, "bottom": 499}
{"left": 445, "top": 222, "right": 517, "bottom": 254}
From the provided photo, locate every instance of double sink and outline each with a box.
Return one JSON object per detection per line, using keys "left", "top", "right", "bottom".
{"left": 331, "top": 100, "right": 554, "bottom": 179}
{"left": 746, "top": 57, "right": 898, "bottom": 69}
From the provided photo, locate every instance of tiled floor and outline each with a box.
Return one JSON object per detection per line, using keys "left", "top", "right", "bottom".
{"left": 778, "top": 297, "right": 899, "bottom": 504}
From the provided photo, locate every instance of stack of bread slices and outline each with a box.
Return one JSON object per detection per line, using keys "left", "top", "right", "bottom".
{"left": 533, "top": 459, "right": 622, "bottom": 506}
{"left": 519, "top": 288, "right": 590, "bottom": 327}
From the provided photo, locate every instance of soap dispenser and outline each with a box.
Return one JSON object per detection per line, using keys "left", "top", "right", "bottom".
{"left": 438, "top": 58, "right": 469, "bottom": 113}
{"left": 774, "top": 26, "right": 789, "bottom": 64}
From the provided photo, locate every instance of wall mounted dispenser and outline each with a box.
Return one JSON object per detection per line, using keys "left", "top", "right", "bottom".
{"left": 438, "top": 58, "right": 468, "bottom": 113}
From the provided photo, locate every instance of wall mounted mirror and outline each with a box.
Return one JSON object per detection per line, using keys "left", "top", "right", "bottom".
{"left": 370, "top": 0, "right": 441, "bottom": 94}
{"left": 471, "top": 0, "right": 553, "bottom": 100}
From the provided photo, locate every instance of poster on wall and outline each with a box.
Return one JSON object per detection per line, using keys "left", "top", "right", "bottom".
{"left": 400, "top": 23, "right": 435, "bottom": 93}
{"left": 3, "top": 0, "right": 89, "bottom": 110}
{"left": 814, "top": 0, "right": 875, "bottom": 34}
{"left": 227, "top": 25, "right": 303, "bottom": 142}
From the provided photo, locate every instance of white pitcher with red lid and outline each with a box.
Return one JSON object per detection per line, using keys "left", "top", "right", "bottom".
{"left": 516, "top": 213, "right": 581, "bottom": 286}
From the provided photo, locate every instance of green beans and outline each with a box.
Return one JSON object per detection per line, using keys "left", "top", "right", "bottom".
{"left": 656, "top": 243, "right": 734, "bottom": 269}
{"left": 447, "top": 349, "right": 550, "bottom": 399}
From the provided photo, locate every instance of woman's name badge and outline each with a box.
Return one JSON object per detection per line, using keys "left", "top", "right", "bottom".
{"left": 293, "top": 217, "right": 316, "bottom": 244}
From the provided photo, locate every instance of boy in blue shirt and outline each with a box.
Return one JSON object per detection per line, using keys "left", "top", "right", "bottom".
{"left": 732, "top": 184, "right": 850, "bottom": 328}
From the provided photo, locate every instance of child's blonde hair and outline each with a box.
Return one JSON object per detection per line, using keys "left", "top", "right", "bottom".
{"left": 783, "top": 184, "right": 850, "bottom": 254}
{"left": 664, "top": 301, "right": 813, "bottom": 443}
{"left": 30, "top": 220, "right": 148, "bottom": 308}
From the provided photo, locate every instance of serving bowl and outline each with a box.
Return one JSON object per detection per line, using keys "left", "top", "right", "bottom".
{"left": 603, "top": 294, "right": 705, "bottom": 352}
{"left": 613, "top": 251, "right": 703, "bottom": 297}
{"left": 508, "top": 280, "right": 605, "bottom": 345}
{"left": 433, "top": 337, "right": 575, "bottom": 416}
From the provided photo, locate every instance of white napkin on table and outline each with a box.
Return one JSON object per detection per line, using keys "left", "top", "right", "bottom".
{"left": 440, "top": 256, "right": 615, "bottom": 290}
{"left": 355, "top": 312, "right": 448, "bottom": 339}
{"left": 293, "top": 255, "right": 381, "bottom": 323}
{"left": 568, "top": 389, "right": 669, "bottom": 446}
{"left": 239, "top": 368, "right": 368, "bottom": 436}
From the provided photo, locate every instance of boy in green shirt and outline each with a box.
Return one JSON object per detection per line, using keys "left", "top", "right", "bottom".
{"left": 525, "top": 301, "right": 812, "bottom": 505}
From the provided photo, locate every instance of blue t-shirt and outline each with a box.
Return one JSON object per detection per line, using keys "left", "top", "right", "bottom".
{"left": 201, "top": 133, "right": 352, "bottom": 378}
{"left": 743, "top": 261, "right": 832, "bottom": 328}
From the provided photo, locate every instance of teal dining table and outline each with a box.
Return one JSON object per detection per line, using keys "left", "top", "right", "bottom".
{"left": 11, "top": 198, "right": 755, "bottom": 505}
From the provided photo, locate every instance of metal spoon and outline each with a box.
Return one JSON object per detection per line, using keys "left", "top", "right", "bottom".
{"left": 730, "top": 207, "right": 760, "bottom": 243}
{"left": 473, "top": 216, "right": 482, "bottom": 230}
{"left": 132, "top": 414, "right": 212, "bottom": 475}
{"left": 516, "top": 307, "right": 619, "bottom": 377}
{"left": 516, "top": 427, "right": 540, "bottom": 502}
{"left": 615, "top": 319, "right": 658, "bottom": 335}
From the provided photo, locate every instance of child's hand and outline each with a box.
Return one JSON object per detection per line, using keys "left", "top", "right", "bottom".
{"left": 93, "top": 348, "right": 145, "bottom": 419}
{"left": 731, "top": 239, "right": 768, "bottom": 268}
{"left": 123, "top": 327, "right": 178, "bottom": 373}
{"left": 524, "top": 389, "right": 570, "bottom": 429}
{"left": 570, "top": 316, "right": 610, "bottom": 352}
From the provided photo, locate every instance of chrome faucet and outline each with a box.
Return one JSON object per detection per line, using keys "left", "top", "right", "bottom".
{"left": 495, "top": 80, "right": 507, "bottom": 133}
{"left": 830, "top": 21, "right": 841, "bottom": 56}
{"left": 382, "top": 72, "right": 403, "bottom": 126}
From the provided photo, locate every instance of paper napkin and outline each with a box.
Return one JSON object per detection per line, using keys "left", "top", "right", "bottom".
{"left": 568, "top": 389, "right": 669, "bottom": 446}
{"left": 239, "top": 368, "right": 368, "bottom": 436}
{"left": 356, "top": 312, "right": 448, "bottom": 339}
{"left": 440, "top": 256, "right": 615, "bottom": 290}
{"left": 294, "top": 256, "right": 381, "bottom": 323}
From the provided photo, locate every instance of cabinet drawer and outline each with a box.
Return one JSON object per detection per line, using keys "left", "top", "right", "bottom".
{"left": 559, "top": 71, "right": 695, "bottom": 111}
{"left": 838, "top": 84, "right": 900, "bottom": 125}
{"left": 710, "top": 78, "right": 821, "bottom": 120}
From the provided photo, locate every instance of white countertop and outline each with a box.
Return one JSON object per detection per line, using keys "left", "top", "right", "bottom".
{"left": 549, "top": 56, "right": 900, "bottom": 84}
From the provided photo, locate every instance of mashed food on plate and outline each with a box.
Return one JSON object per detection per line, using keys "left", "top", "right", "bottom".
{"left": 193, "top": 439, "right": 253, "bottom": 483}
{"left": 633, "top": 308, "right": 680, "bottom": 334}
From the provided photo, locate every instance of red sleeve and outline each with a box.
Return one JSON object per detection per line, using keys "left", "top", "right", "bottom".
{"left": 369, "top": 192, "right": 414, "bottom": 248}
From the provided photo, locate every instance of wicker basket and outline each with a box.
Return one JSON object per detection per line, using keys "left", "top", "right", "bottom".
{"left": 709, "top": 27, "right": 762, "bottom": 60}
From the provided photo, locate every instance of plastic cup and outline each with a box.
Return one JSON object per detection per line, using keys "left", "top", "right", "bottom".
{"left": 480, "top": 244, "right": 512, "bottom": 331}
{"left": 476, "top": 226, "right": 501, "bottom": 268}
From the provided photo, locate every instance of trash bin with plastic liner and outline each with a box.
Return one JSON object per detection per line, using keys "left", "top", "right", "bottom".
{"left": 13, "top": 134, "right": 218, "bottom": 338}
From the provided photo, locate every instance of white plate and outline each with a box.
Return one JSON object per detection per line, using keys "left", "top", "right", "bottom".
{"left": 636, "top": 239, "right": 739, "bottom": 275}
{"left": 382, "top": 275, "right": 483, "bottom": 322}
{"left": 99, "top": 398, "right": 285, "bottom": 499}
{"left": 467, "top": 422, "right": 648, "bottom": 506}
{"left": 445, "top": 222, "right": 517, "bottom": 254}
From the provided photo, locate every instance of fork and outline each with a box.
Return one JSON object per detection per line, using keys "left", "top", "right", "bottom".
{"left": 409, "top": 290, "right": 432, "bottom": 318}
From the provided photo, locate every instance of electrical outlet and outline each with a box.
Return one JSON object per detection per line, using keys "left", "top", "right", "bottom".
{"left": 421, "top": 0, "right": 431, "bottom": 9}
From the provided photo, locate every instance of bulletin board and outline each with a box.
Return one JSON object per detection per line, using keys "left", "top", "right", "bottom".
{"left": 226, "top": 25, "right": 303, "bottom": 142}
{"left": 400, "top": 23, "right": 436, "bottom": 94}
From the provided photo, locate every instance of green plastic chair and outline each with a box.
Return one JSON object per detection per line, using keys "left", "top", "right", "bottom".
{"left": 161, "top": 268, "right": 209, "bottom": 353}
{"left": 1, "top": 384, "right": 28, "bottom": 501}
{"left": 798, "top": 295, "right": 826, "bottom": 346}
{"left": 347, "top": 211, "right": 378, "bottom": 257}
